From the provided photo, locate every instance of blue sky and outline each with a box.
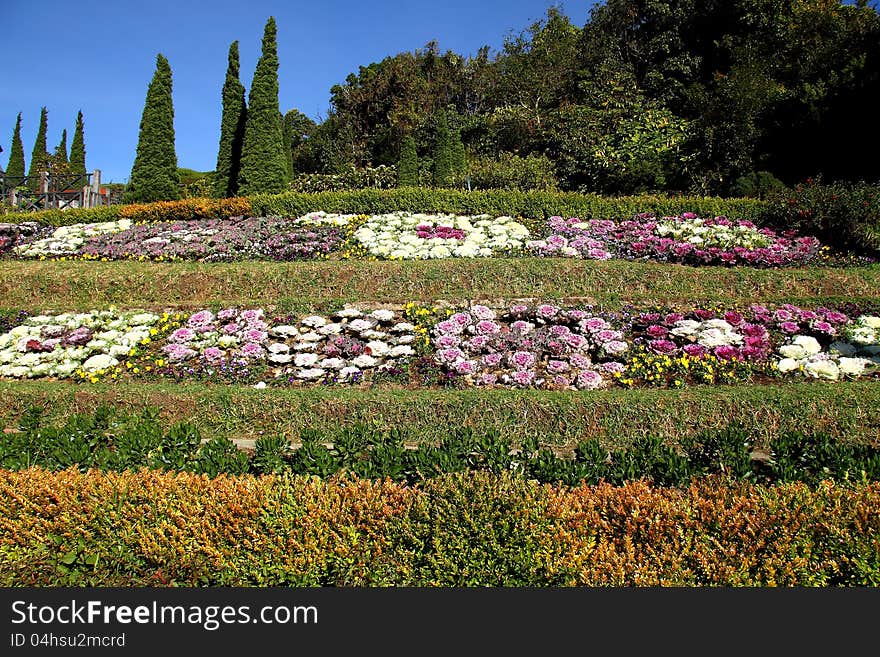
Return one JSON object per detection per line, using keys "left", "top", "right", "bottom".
{"left": 0, "top": 0, "right": 592, "bottom": 184}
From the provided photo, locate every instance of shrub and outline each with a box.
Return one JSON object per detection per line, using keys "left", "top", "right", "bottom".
{"left": 730, "top": 171, "right": 787, "bottom": 199}
{"left": 289, "top": 165, "right": 398, "bottom": 193}
{"left": 467, "top": 152, "right": 559, "bottom": 191}
{"left": 764, "top": 178, "right": 880, "bottom": 255}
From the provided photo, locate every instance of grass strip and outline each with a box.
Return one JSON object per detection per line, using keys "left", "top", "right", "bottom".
{"left": 2, "top": 379, "right": 878, "bottom": 449}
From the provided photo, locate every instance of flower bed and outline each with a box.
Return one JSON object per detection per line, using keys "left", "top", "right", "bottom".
{"left": 352, "top": 212, "right": 531, "bottom": 259}
{"left": 13, "top": 220, "right": 132, "bottom": 258}
{"left": 1, "top": 302, "right": 877, "bottom": 389}
{"left": 526, "top": 213, "right": 823, "bottom": 266}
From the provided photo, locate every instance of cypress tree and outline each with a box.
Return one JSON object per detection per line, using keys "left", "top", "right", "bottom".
{"left": 281, "top": 110, "right": 294, "bottom": 180}
{"left": 238, "top": 17, "right": 288, "bottom": 195}
{"left": 26, "top": 107, "right": 49, "bottom": 190}
{"left": 125, "top": 54, "right": 179, "bottom": 203}
{"left": 451, "top": 131, "right": 467, "bottom": 187}
{"left": 54, "top": 129, "right": 68, "bottom": 164}
{"left": 213, "top": 41, "right": 247, "bottom": 198}
{"left": 432, "top": 110, "right": 453, "bottom": 188}
{"left": 397, "top": 135, "right": 419, "bottom": 186}
{"left": 69, "top": 111, "right": 86, "bottom": 175}
{"left": 6, "top": 112, "right": 26, "bottom": 180}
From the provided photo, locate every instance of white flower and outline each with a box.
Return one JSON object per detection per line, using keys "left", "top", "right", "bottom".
{"left": 297, "top": 368, "right": 326, "bottom": 380}
{"left": 130, "top": 313, "right": 159, "bottom": 325}
{"left": 370, "top": 309, "right": 395, "bottom": 322}
{"left": 294, "top": 353, "right": 319, "bottom": 367}
{"left": 803, "top": 358, "right": 839, "bottom": 380}
{"left": 298, "top": 331, "right": 322, "bottom": 342}
{"left": 339, "top": 366, "right": 362, "bottom": 380}
{"left": 792, "top": 335, "right": 822, "bottom": 356}
{"left": 335, "top": 308, "right": 363, "bottom": 318}
{"left": 389, "top": 345, "right": 414, "bottom": 357}
{"left": 395, "top": 335, "right": 415, "bottom": 345}
{"left": 318, "top": 323, "right": 343, "bottom": 335}
{"left": 268, "top": 342, "right": 290, "bottom": 354}
{"left": 776, "top": 358, "right": 800, "bottom": 374}
{"left": 391, "top": 322, "right": 416, "bottom": 333}
{"left": 838, "top": 357, "right": 870, "bottom": 377}
{"left": 319, "top": 358, "right": 346, "bottom": 370}
{"left": 82, "top": 354, "right": 118, "bottom": 372}
{"left": 301, "top": 315, "right": 327, "bottom": 328}
{"left": 348, "top": 319, "right": 373, "bottom": 333}
{"left": 217, "top": 335, "right": 239, "bottom": 348}
{"left": 351, "top": 354, "right": 378, "bottom": 368}
{"left": 365, "top": 340, "right": 390, "bottom": 356}
{"left": 859, "top": 316, "right": 880, "bottom": 329}
{"left": 253, "top": 381, "right": 267, "bottom": 390}
{"left": 361, "top": 330, "right": 388, "bottom": 340}
{"left": 272, "top": 325, "right": 300, "bottom": 337}
{"left": 268, "top": 353, "right": 293, "bottom": 364}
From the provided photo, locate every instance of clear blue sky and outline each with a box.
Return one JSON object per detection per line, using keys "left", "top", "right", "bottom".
{"left": 0, "top": 0, "right": 592, "bottom": 184}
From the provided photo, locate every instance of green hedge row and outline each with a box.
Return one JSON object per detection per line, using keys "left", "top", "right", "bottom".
{"left": 1, "top": 469, "right": 877, "bottom": 586}
{"left": 5, "top": 406, "right": 879, "bottom": 487}
{"left": 8, "top": 188, "right": 769, "bottom": 227}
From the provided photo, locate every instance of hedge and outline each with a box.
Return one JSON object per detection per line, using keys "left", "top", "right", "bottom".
{"left": 7, "top": 189, "right": 768, "bottom": 227}
{"left": 1, "top": 469, "right": 877, "bottom": 586}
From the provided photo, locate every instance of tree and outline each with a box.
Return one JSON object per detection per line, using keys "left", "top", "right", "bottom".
{"left": 432, "top": 110, "right": 453, "bottom": 187}
{"left": 54, "top": 129, "right": 68, "bottom": 164}
{"left": 69, "top": 110, "right": 86, "bottom": 175}
{"left": 238, "top": 16, "right": 289, "bottom": 195}
{"left": 282, "top": 108, "right": 316, "bottom": 175}
{"left": 26, "top": 106, "right": 49, "bottom": 190}
{"left": 451, "top": 127, "right": 467, "bottom": 186}
{"left": 5, "top": 112, "right": 26, "bottom": 180}
{"left": 125, "top": 54, "right": 179, "bottom": 203}
{"left": 397, "top": 134, "right": 419, "bottom": 186}
{"left": 213, "top": 41, "right": 247, "bottom": 198}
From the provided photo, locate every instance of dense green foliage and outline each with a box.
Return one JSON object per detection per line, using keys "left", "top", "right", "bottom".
{"left": 2, "top": 468, "right": 878, "bottom": 586}
{"left": 397, "top": 136, "right": 419, "bottom": 186}
{"left": 125, "top": 54, "right": 180, "bottom": 203}
{"left": 4, "top": 407, "right": 879, "bottom": 487}
{"left": 431, "top": 110, "right": 454, "bottom": 187}
{"left": 213, "top": 41, "right": 247, "bottom": 198}
{"left": 69, "top": 110, "right": 86, "bottom": 175}
{"left": 25, "top": 107, "right": 48, "bottom": 190}
{"left": 303, "top": 2, "right": 880, "bottom": 195}
{"left": 5, "top": 113, "right": 25, "bottom": 180}
{"left": 238, "top": 17, "right": 288, "bottom": 195}
{"left": 467, "top": 152, "right": 558, "bottom": 191}
{"left": 53, "top": 129, "right": 68, "bottom": 165}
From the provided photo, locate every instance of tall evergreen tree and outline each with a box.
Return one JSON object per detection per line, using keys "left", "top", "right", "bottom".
{"left": 54, "top": 129, "right": 68, "bottom": 164}
{"left": 125, "top": 54, "right": 179, "bottom": 203}
{"left": 238, "top": 17, "right": 289, "bottom": 195}
{"left": 432, "top": 110, "right": 453, "bottom": 187}
{"left": 26, "top": 107, "right": 49, "bottom": 190}
{"left": 69, "top": 110, "right": 86, "bottom": 175}
{"left": 5, "top": 112, "right": 26, "bottom": 180}
{"left": 213, "top": 41, "right": 247, "bottom": 198}
{"left": 451, "top": 129, "right": 467, "bottom": 187}
{"left": 397, "top": 134, "right": 419, "bottom": 186}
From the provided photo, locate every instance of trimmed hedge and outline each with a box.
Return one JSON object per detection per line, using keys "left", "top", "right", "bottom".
{"left": 2, "top": 380, "right": 879, "bottom": 450}
{"left": 1, "top": 469, "right": 877, "bottom": 586}
{"left": 8, "top": 189, "right": 768, "bottom": 227}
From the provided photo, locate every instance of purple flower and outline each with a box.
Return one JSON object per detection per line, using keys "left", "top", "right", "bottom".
{"left": 600, "top": 361, "right": 626, "bottom": 375}
{"left": 245, "top": 329, "right": 268, "bottom": 343}
{"left": 470, "top": 305, "right": 496, "bottom": 321}
{"left": 451, "top": 312, "right": 472, "bottom": 326}
{"left": 203, "top": 347, "right": 224, "bottom": 363}
{"left": 188, "top": 310, "right": 215, "bottom": 327}
{"left": 454, "top": 360, "right": 478, "bottom": 375}
{"left": 823, "top": 310, "right": 849, "bottom": 324}
{"left": 438, "top": 347, "right": 466, "bottom": 363}
{"left": 811, "top": 320, "right": 835, "bottom": 335}
{"left": 436, "top": 335, "right": 460, "bottom": 348}
{"left": 222, "top": 322, "right": 241, "bottom": 335}
{"left": 552, "top": 375, "right": 572, "bottom": 387}
{"left": 536, "top": 304, "right": 560, "bottom": 320}
{"left": 217, "top": 308, "right": 238, "bottom": 321}
{"left": 714, "top": 345, "right": 739, "bottom": 360}
{"left": 576, "top": 370, "right": 603, "bottom": 390}
{"left": 664, "top": 313, "right": 684, "bottom": 325}
{"left": 169, "top": 327, "right": 196, "bottom": 343}
{"left": 603, "top": 340, "right": 629, "bottom": 356}
{"left": 510, "top": 320, "right": 534, "bottom": 334}
{"left": 723, "top": 311, "right": 744, "bottom": 326}
{"left": 547, "top": 359, "right": 570, "bottom": 374}
{"left": 648, "top": 339, "right": 678, "bottom": 355}
{"left": 240, "top": 309, "right": 263, "bottom": 324}
{"left": 564, "top": 333, "right": 588, "bottom": 350}
{"left": 570, "top": 353, "right": 592, "bottom": 370}
{"left": 477, "top": 373, "right": 498, "bottom": 386}
{"left": 549, "top": 324, "right": 571, "bottom": 337}
{"left": 779, "top": 322, "right": 800, "bottom": 334}
{"left": 646, "top": 324, "right": 668, "bottom": 338}
{"left": 508, "top": 304, "right": 530, "bottom": 317}
{"left": 435, "top": 319, "right": 462, "bottom": 335}
{"left": 475, "top": 320, "right": 501, "bottom": 335}
{"left": 582, "top": 318, "right": 609, "bottom": 333}
{"left": 482, "top": 353, "right": 503, "bottom": 367}
{"left": 239, "top": 342, "right": 264, "bottom": 359}
{"left": 465, "top": 335, "right": 490, "bottom": 351}
{"left": 162, "top": 343, "right": 197, "bottom": 362}
{"left": 511, "top": 370, "right": 535, "bottom": 387}
{"left": 683, "top": 344, "right": 707, "bottom": 358}
{"left": 509, "top": 351, "right": 536, "bottom": 370}
{"left": 773, "top": 309, "right": 794, "bottom": 322}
